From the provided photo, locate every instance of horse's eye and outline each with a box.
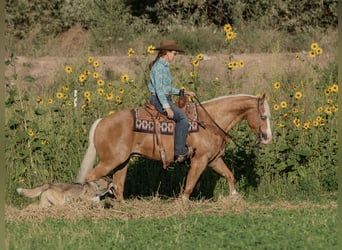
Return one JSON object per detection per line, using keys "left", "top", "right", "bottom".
{"left": 260, "top": 115, "right": 267, "bottom": 121}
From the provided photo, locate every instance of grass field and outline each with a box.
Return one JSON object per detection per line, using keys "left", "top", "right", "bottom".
{"left": 5, "top": 198, "right": 337, "bottom": 249}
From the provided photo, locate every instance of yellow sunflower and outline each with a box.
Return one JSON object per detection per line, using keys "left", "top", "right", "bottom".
{"left": 65, "top": 65, "right": 72, "bottom": 74}
{"left": 280, "top": 101, "right": 287, "bottom": 108}
{"left": 147, "top": 45, "right": 155, "bottom": 54}
{"left": 97, "top": 79, "right": 104, "bottom": 86}
{"left": 121, "top": 74, "right": 130, "bottom": 83}
{"left": 316, "top": 47, "right": 323, "bottom": 55}
{"left": 226, "top": 31, "right": 237, "bottom": 40}
{"left": 190, "top": 71, "right": 196, "bottom": 78}
{"left": 312, "top": 121, "right": 319, "bottom": 127}
{"left": 88, "top": 56, "right": 94, "bottom": 63}
{"left": 239, "top": 60, "right": 244, "bottom": 68}
{"left": 93, "top": 72, "right": 99, "bottom": 79}
{"left": 310, "top": 43, "right": 319, "bottom": 50}
{"left": 97, "top": 88, "right": 104, "bottom": 95}
{"left": 93, "top": 60, "right": 99, "bottom": 68}
{"left": 331, "top": 84, "right": 338, "bottom": 92}
{"left": 119, "top": 88, "right": 125, "bottom": 94}
{"left": 128, "top": 48, "right": 134, "bottom": 57}
{"left": 294, "top": 91, "right": 302, "bottom": 99}
{"left": 28, "top": 129, "right": 35, "bottom": 137}
{"left": 324, "top": 107, "right": 332, "bottom": 115}
{"left": 84, "top": 91, "right": 91, "bottom": 99}
{"left": 106, "top": 93, "right": 114, "bottom": 100}
{"left": 48, "top": 98, "right": 53, "bottom": 104}
{"left": 302, "top": 122, "right": 310, "bottom": 130}
{"left": 309, "top": 50, "right": 316, "bottom": 58}
{"left": 36, "top": 97, "right": 43, "bottom": 104}
{"left": 273, "top": 104, "right": 280, "bottom": 111}
{"left": 273, "top": 82, "right": 281, "bottom": 89}
{"left": 192, "top": 59, "right": 200, "bottom": 67}
{"left": 223, "top": 24, "right": 232, "bottom": 33}
{"left": 196, "top": 53, "right": 204, "bottom": 61}
{"left": 293, "top": 118, "right": 301, "bottom": 128}
{"left": 56, "top": 92, "right": 64, "bottom": 99}
{"left": 79, "top": 74, "right": 86, "bottom": 83}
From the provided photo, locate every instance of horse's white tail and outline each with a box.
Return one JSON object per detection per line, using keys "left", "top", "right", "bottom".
{"left": 75, "top": 118, "right": 102, "bottom": 183}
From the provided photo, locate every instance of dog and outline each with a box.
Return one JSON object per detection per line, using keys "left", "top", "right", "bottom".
{"left": 17, "top": 177, "right": 114, "bottom": 207}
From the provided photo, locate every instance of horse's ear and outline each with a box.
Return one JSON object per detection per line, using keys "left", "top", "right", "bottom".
{"left": 261, "top": 92, "right": 269, "bottom": 102}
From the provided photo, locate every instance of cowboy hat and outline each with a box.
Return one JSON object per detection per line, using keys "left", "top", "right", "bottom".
{"left": 155, "top": 40, "right": 185, "bottom": 52}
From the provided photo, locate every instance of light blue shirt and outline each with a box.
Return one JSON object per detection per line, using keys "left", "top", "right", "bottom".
{"left": 148, "top": 58, "right": 180, "bottom": 108}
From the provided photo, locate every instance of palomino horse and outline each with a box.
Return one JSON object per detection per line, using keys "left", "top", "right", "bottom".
{"left": 76, "top": 93, "right": 272, "bottom": 201}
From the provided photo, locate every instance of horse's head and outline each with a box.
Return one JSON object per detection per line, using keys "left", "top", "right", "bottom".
{"left": 246, "top": 93, "right": 272, "bottom": 144}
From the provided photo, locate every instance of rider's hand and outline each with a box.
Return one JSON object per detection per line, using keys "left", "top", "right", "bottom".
{"left": 165, "top": 107, "right": 174, "bottom": 119}
{"left": 185, "top": 90, "right": 196, "bottom": 98}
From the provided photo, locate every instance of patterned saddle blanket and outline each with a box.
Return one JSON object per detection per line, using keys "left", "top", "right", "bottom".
{"left": 133, "top": 103, "right": 199, "bottom": 135}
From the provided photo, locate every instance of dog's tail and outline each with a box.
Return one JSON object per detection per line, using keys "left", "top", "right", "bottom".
{"left": 17, "top": 184, "right": 50, "bottom": 198}
{"left": 75, "top": 118, "right": 102, "bottom": 183}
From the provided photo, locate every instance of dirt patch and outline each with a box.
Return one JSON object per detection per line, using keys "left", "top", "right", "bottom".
{"left": 5, "top": 197, "right": 337, "bottom": 222}
{"left": 5, "top": 52, "right": 333, "bottom": 96}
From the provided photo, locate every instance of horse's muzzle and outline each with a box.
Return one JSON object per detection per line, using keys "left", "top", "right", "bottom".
{"left": 259, "top": 132, "right": 272, "bottom": 144}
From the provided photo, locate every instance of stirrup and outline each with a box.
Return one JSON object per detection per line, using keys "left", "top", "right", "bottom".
{"left": 175, "top": 146, "right": 194, "bottom": 163}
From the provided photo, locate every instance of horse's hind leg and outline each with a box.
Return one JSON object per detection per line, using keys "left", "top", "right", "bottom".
{"left": 111, "top": 165, "right": 128, "bottom": 202}
{"left": 85, "top": 160, "right": 116, "bottom": 182}
{"left": 209, "top": 157, "right": 237, "bottom": 196}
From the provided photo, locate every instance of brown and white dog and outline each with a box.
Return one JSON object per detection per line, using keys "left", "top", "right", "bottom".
{"left": 17, "top": 177, "right": 114, "bottom": 207}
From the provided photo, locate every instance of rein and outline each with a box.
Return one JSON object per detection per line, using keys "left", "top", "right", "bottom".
{"left": 193, "top": 96, "right": 261, "bottom": 151}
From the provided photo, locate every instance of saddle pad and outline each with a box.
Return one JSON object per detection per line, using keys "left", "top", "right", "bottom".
{"left": 133, "top": 103, "right": 199, "bottom": 135}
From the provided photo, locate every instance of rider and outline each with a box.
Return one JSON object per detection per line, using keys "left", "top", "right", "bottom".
{"left": 148, "top": 40, "right": 196, "bottom": 163}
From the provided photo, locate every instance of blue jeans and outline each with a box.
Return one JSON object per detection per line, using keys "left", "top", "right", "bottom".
{"left": 150, "top": 95, "right": 189, "bottom": 155}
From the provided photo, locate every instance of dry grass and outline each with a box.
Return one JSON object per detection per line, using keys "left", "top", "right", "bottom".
{"left": 5, "top": 196, "right": 337, "bottom": 222}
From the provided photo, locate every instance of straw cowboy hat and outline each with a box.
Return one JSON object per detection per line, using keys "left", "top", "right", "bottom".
{"left": 155, "top": 40, "right": 185, "bottom": 52}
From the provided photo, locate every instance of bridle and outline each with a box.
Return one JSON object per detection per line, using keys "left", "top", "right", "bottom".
{"left": 193, "top": 96, "right": 264, "bottom": 151}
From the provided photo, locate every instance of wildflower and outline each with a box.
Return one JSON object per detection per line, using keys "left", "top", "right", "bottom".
{"left": 196, "top": 53, "right": 204, "bottom": 61}
{"left": 309, "top": 51, "right": 316, "bottom": 58}
{"left": 294, "top": 91, "right": 302, "bottom": 99}
{"left": 227, "top": 62, "right": 234, "bottom": 69}
{"left": 302, "top": 122, "right": 310, "bottom": 129}
{"left": 316, "top": 47, "right": 323, "bottom": 55}
{"left": 311, "top": 43, "right": 319, "bottom": 50}
{"left": 79, "top": 74, "right": 86, "bottom": 83}
{"left": 147, "top": 45, "right": 155, "bottom": 54}
{"left": 324, "top": 107, "right": 332, "bottom": 115}
{"left": 315, "top": 116, "right": 323, "bottom": 122}
{"left": 116, "top": 96, "right": 122, "bottom": 104}
{"left": 331, "top": 105, "right": 338, "bottom": 112}
{"left": 317, "top": 107, "right": 323, "bottom": 112}
{"left": 41, "top": 139, "right": 47, "bottom": 145}
{"left": 324, "top": 88, "right": 331, "bottom": 96}
{"left": 292, "top": 108, "right": 299, "bottom": 113}
{"left": 28, "top": 129, "right": 34, "bottom": 137}
{"left": 226, "top": 31, "right": 237, "bottom": 40}
{"left": 106, "top": 93, "right": 114, "bottom": 100}
{"left": 36, "top": 97, "right": 44, "bottom": 104}
{"left": 223, "top": 24, "right": 232, "bottom": 33}
{"left": 119, "top": 88, "right": 125, "bottom": 94}
{"left": 108, "top": 110, "right": 115, "bottom": 115}
{"left": 239, "top": 60, "right": 244, "bottom": 68}
{"left": 67, "top": 100, "right": 73, "bottom": 106}
{"left": 107, "top": 82, "right": 113, "bottom": 89}
{"left": 327, "top": 99, "right": 333, "bottom": 105}
{"left": 278, "top": 123, "right": 285, "bottom": 128}
{"left": 295, "top": 54, "right": 300, "bottom": 60}
{"left": 190, "top": 71, "right": 196, "bottom": 78}
{"left": 331, "top": 84, "right": 338, "bottom": 92}
{"left": 93, "top": 72, "right": 99, "bottom": 79}
{"left": 293, "top": 118, "right": 301, "bottom": 128}
{"left": 232, "top": 61, "right": 238, "bottom": 68}
{"left": 192, "top": 60, "right": 200, "bottom": 67}
{"left": 283, "top": 113, "right": 290, "bottom": 119}
{"left": 48, "top": 98, "right": 53, "bottom": 104}
{"left": 280, "top": 101, "right": 287, "bottom": 108}
{"left": 273, "top": 82, "right": 281, "bottom": 89}
{"left": 85, "top": 97, "right": 91, "bottom": 103}
{"left": 65, "top": 65, "right": 72, "bottom": 74}
{"left": 97, "top": 79, "right": 105, "bottom": 86}
{"left": 97, "top": 88, "right": 104, "bottom": 95}
{"left": 93, "top": 60, "right": 99, "bottom": 68}
{"left": 312, "top": 121, "right": 319, "bottom": 127}
{"left": 84, "top": 91, "right": 91, "bottom": 99}
{"left": 273, "top": 104, "right": 279, "bottom": 111}
{"left": 56, "top": 92, "right": 64, "bottom": 99}
{"left": 88, "top": 56, "right": 94, "bottom": 63}
{"left": 121, "top": 74, "right": 130, "bottom": 83}
{"left": 84, "top": 70, "right": 91, "bottom": 76}
{"left": 128, "top": 48, "right": 134, "bottom": 57}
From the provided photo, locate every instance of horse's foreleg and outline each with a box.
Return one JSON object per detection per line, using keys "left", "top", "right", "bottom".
{"left": 112, "top": 165, "right": 128, "bottom": 202}
{"left": 182, "top": 159, "right": 208, "bottom": 201}
{"left": 208, "top": 157, "right": 237, "bottom": 196}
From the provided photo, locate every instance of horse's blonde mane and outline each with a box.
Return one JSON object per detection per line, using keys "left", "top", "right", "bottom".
{"left": 202, "top": 94, "right": 271, "bottom": 117}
